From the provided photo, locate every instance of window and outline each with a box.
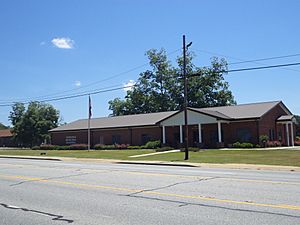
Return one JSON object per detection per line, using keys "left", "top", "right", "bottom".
{"left": 65, "top": 136, "right": 76, "bottom": 145}
{"left": 236, "top": 128, "right": 251, "bottom": 142}
{"left": 112, "top": 135, "right": 121, "bottom": 144}
{"left": 141, "top": 134, "right": 151, "bottom": 145}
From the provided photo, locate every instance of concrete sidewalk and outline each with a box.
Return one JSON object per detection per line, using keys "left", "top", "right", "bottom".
{"left": 0, "top": 155, "right": 299, "bottom": 172}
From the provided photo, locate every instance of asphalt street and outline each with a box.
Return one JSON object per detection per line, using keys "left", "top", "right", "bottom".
{"left": 0, "top": 158, "right": 299, "bottom": 225}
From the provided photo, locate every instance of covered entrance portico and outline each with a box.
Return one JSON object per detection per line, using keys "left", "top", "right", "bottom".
{"left": 277, "top": 115, "right": 296, "bottom": 147}
{"left": 160, "top": 109, "right": 227, "bottom": 148}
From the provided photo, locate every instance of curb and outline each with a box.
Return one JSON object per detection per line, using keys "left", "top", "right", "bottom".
{"left": 0, "top": 155, "right": 299, "bottom": 172}
{"left": 0, "top": 156, "right": 61, "bottom": 161}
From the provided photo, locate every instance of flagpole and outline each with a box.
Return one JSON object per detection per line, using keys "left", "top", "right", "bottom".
{"left": 88, "top": 95, "right": 91, "bottom": 151}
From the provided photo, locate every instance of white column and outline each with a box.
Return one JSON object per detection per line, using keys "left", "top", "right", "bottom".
{"left": 198, "top": 123, "right": 202, "bottom": 143}
{"left": 179, "top": 125, "right": 183, "bottom": 143}
{"left": 290, "top": 122, "right": 294, "bottom": 147}
{"left": 162, "top": 126, "right": 166, "bottom": 144}
{"left": 217, "top": 121, "right": 222, "bottom": 143}
{"left": 286, "top": 123, "right": 290, "bottom": 146}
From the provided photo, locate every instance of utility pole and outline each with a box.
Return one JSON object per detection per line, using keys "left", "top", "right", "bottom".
{"left": 183, "top": 35, "right": 189, "bottom": 160}
{"left": 182, "top": 35, "right": 193, "bottom": 160}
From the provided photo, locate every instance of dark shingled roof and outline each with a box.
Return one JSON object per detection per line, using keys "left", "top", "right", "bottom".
{"left": 50, "top": 111, "right": 176, "bottom": 132}
{"left": 50, "top": 101, "right": 290, "bottom": 132}
{"left": 190, "top": 101, "right": 283, "bottom": 120}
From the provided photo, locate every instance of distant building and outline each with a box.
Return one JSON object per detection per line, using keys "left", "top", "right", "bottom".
{"left": 0, "top": 129, "right": 15, "bottom": 147}
{"left": 49, "top": 101, "right": 296, "bottom": 148}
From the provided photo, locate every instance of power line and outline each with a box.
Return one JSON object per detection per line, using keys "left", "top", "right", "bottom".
{"left": 0, "top": 84, "right": 124, "bottom": 104}
{"left": 1, "top": 60, "right": 300, "bottom": 107}
{"left": 0, "top": 84, "right": 136, "bottom": 107}
{"left": 0, "top": 48, "right": 182, "bottom": 103}
{"left": 193, "top": 48, "right": 300, "bottom": 73}
{"left": 229, "top": 53, "right": 300, "bottom": 65}
{"left": 187, "top": 62, "right": 300, "bottom": 77}
{"left": 226, "top": 62, "right": 300, "bottom": 73}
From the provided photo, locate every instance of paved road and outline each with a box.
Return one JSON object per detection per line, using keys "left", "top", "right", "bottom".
{"left": 0, "top": 158, "right": 299, "bottom": 225}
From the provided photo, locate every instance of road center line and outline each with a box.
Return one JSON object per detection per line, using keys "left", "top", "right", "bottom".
{"left": 1, "top": 173, "right": 300, "bottom": 211}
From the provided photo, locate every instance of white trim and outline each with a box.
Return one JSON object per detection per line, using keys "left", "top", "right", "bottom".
{"left": 179, "top": 125, "right": 183, "bottom": 143}
{"left": 162, "top": 126, "right": 166, "bottom": 144}
{"left": 290, "top": 122, "right": 294, "bottom": 147}
{"left": 286, "top": 123, "right": 290, "bottom": 146}
{"left": 217, "top": 121, "right": 222, "bottom": 143}
{"left": 198, "top": 124, "right": 202, "bottom": 143}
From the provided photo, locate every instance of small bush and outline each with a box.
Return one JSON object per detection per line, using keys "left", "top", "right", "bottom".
{"left": 115, "top": 144, "right": 129, "bottom": 149}
{"left": 40, "top": 144, "right": 56, "bottom": 150}
{"left": 232, "top": 142, "right": 254, "bottom": 148}
{"left": 144, "top": 140, "right": 161, "bottom": 149}
{"left": 127, "top": 146, "right": 142, "bottom": 149}
{"left": 266, "top": 141, "right": 282, "bottom": 147}
{"left": 156, "top": 146, "right": 174, "bottom": 152}
{"left": 94, "top": 144, "right": 116, "bottom": 150}
{"left": 259, "top": 135, "right": 269, "bottom": 147}
{"left": 70, "top": 144, "right": 88, "bottom": 150}
{"left": 232, "top": 142, "right": 241, "bottom": 148}
{"left": 31, "top": 146, "right": 40, "bottom": 150}
{"left": 57, "top": 145, "right": 71, "bottom": 150}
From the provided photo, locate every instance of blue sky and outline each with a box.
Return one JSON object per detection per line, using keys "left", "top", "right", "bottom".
{"left": 0, "top": 0, "right": 300, "bottom": 126}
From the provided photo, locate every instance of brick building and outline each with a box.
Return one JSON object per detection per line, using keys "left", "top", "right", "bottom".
{"left": 0, "top": 129, "right": 15, "bottom": 147}
{"left": 49, "top": 101, "right": 296, "bottom": 148}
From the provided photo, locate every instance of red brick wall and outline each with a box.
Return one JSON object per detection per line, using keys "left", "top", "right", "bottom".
{"left": 51, "top": 126, "right": 161, "bottom": 146}
{"left": 259, "top": 104, "right": 287, "bottom": 139}
{"left": 51, "top": 130, "right": 88, "bottom": 145}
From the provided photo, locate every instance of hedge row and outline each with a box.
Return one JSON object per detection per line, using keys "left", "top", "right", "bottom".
{"left": 32, "top": 144, "right": 88, "bottom": 150}
{"left": 32, "top": 140, "right": 166, "bottom": 151}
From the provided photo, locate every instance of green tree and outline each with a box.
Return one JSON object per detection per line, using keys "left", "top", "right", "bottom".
{"left": 109, "top": 49, "right": 235, "bottom": 116}
{"left": 9, "top": 102, "right": 60, "bottom": 147}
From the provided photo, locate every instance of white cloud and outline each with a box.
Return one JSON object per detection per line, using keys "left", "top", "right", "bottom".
{"left": 74, "top": 81, "right": 81, "bottom": 87}
{"left": 123, "top": 80, "right": 136, "bottom": 92}
{"left": 51, "top": 37, "right": 75, "bottom": 49}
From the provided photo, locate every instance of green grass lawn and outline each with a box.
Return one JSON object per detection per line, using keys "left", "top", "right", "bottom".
{"left": 0, "top": 149, "right": 300, "bottom": 167}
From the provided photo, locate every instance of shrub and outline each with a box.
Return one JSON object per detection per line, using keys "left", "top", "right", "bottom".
{"left": 266, "top": 141, "right": 282, "bottom": 147}
{"left": 40, "top": 144, "right": 56, "bottom": 150}
{"left": 115, "top": 144, "right": 129, "bottom": 149}
{"left": 94, "top": 144, "right": 116, "bottom": 150}
{"left": 57, "top": 145, "right": 71, "bottom": 150}
{"left": 31, "top": 146, "right": 40, "bottom": 150}
{"left": 127, "top": 146, "right": 142, "bottom": 149}
{"left": 144, "top": 140, "right": 161, "bottom": 149}
{"left": 232, "top": 142, "right": 254, "bottom": 148}
{"left": 232, "top": 142, "right": 241, "bottom": 148}
{"left": 70, "top": 144, "right": 88, "bottom": 150}
{"left": 156, "top": 146, "right": 174, "bottom": 152}
{"left": 259, "top": 135, "right": 269, "bottom": 147}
